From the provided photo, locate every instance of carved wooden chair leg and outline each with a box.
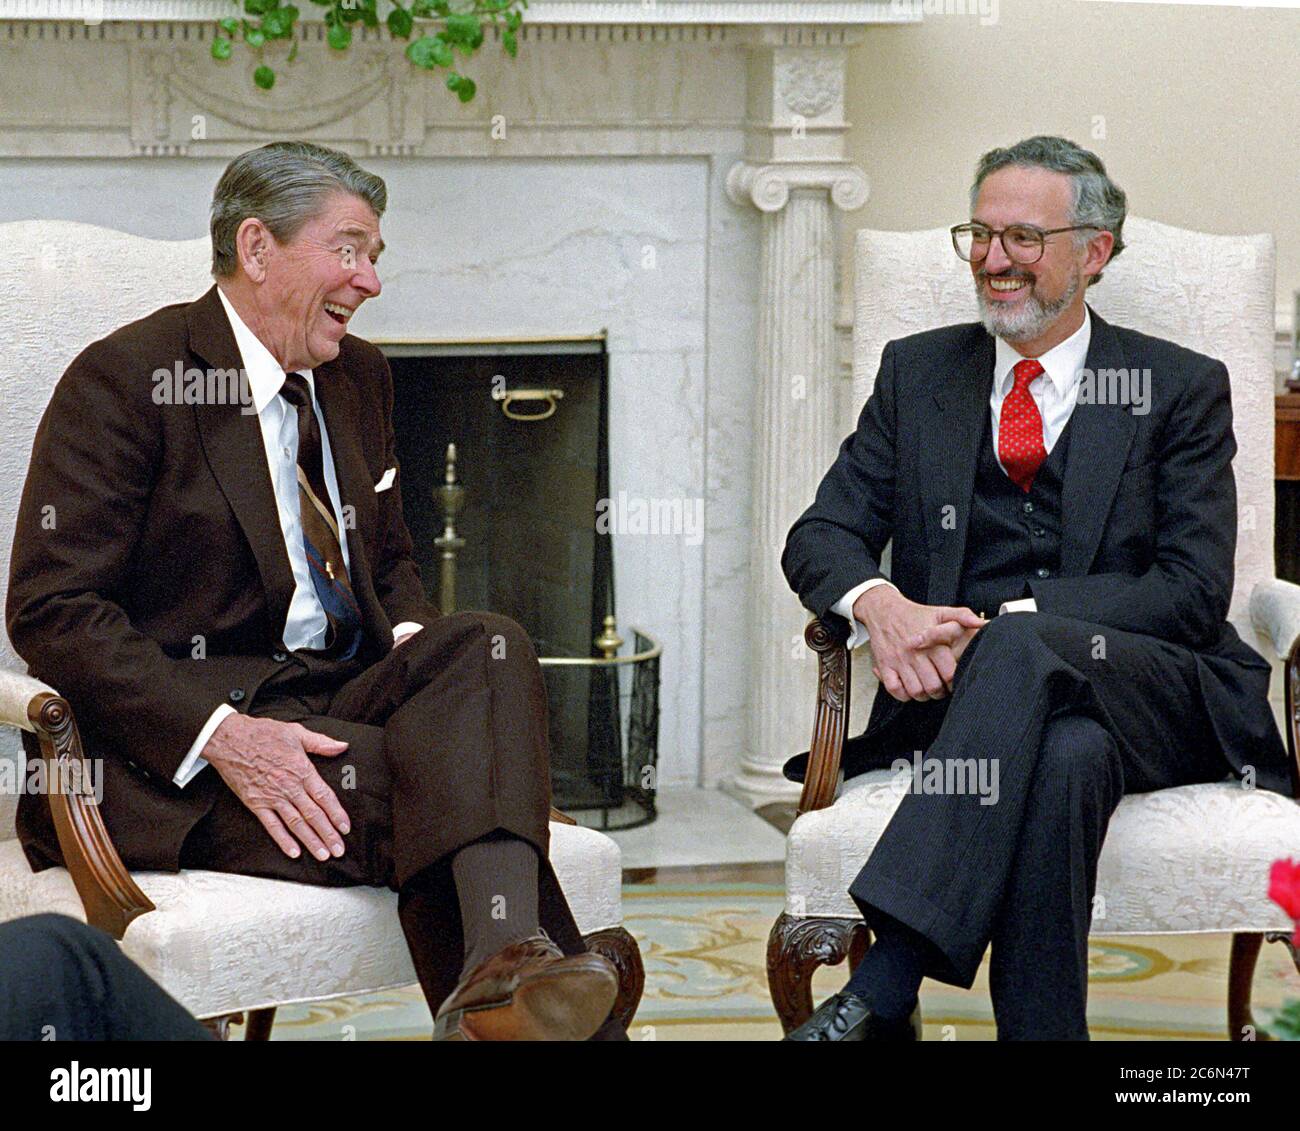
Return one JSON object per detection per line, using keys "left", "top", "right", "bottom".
{"left": 244, "top": 1007, "right": 277, "bottom": 1041}
{"left": 583, "top": 926, "right": 646, "bottom": 1031}
{"left": 1227, "top": 932, "right": 1267, "bottom": 1041}
{"left": 1266, "top": 929, "right": 1300, "bottom": 973}
{"left": 767, "top": 912, "right": 871, "bottom": 1035}
{"left": 200, "top": 1012, "right": 243, "bottom": 1041}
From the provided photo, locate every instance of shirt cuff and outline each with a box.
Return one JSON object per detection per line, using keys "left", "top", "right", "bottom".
{"left": 172, "top": 703, "right": 236, "bottom": 788}
{"left": 832, "top": 578, "right": 898, "bottom": 649}
{"left": 998, "top": 597, "right": 1038, "bottom": 615}
{"left": 392, "top": 621, "right": 424, "bottom": 645}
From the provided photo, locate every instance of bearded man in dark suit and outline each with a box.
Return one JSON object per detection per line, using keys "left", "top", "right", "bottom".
{"left": 781, "top": 136, "right": 1297, "bottom": 1041}
{"left": 8, "top": 141, "right": 620, "bottom": 1041}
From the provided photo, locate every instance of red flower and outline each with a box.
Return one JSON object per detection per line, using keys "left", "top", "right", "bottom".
{"left": 1269, "top": 858, "right": 1300, "bottom": 947}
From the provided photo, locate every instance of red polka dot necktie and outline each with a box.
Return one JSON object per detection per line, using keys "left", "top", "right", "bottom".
{"left": 998, "top": 358, "right": 1047, "bottom": 493}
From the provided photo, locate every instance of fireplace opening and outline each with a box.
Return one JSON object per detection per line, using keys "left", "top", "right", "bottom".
{"left": 383, "top": 338, "right": 658, "bottom": 829}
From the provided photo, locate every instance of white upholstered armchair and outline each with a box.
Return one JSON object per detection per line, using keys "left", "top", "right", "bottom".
{"left": 769, "top": 218, "right": 1300, "bottom": 1038}
{"left": 0, "top": 220, "right": 643, "bottom": 1038}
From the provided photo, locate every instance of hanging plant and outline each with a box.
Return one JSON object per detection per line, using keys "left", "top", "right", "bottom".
{"left": 210, "top": 0, "right": 527, "bottom": 101}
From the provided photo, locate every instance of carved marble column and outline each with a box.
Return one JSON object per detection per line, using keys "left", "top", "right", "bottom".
{"left": 726, "top": 35, "right": 869, "bottom": 807}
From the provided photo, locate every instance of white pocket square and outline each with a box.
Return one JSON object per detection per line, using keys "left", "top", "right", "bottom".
{"left": 375, "top": 467, "right": 396, "bottom": 493}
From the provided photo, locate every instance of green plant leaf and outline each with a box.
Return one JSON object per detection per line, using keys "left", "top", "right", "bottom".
{"left": 287, "top": 37, "right": 299, "bottom": 62}
{"left": 387, "top": 7, "right": 414, "bottom": 38}
{"left": 503, "top": 29, "right": 517, "bottom": 57}
{"left": 244, "top": 0, "right": 269, "bottom": 14}
{"left": 445, "top": 12, "right": 483, "bottom": 49}
{"left": 245, "top": 26, "right": 266, "bottom": 47}
{"left": 254, "top": 64, "right": 276, "bottom": 89}
{"left": 407, "top": 34, "right": 454, "bottom": 69}
{"left": 447, "top": 72, "right": 476, "bottom": 102}
{"left": 211, "top": 35, "right": 234, "bottom": 60}
{"left": 219, "top": 16, "right": 240, "bottom": 34}
{"left": 327, "top": 22, "right": 351, "bottom": 50}
{"left": 1266, "top": 999, "right": 1300, "bottom": 1040}
{"left": 261, "top": 8, "right": 293, "bottom": 37}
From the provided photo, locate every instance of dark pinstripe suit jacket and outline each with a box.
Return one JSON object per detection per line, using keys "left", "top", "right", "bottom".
{"left": 782, "top": 306, "right": 1296, "bottom": 797}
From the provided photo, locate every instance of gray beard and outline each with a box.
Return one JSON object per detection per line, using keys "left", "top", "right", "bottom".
{"left": 977, "top": 270, "right": 1080, "bottom": 343}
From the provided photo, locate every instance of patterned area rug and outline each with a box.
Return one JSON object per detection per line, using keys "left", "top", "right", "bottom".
{"left": 239, "top": 883, "right": 1300, "bottom": 1041}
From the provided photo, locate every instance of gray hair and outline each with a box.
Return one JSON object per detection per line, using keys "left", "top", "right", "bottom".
{"left": 210, "top": 141, "right": 387, "bottom": 278}
{"left": 970, "top": 136, "right": 1126, "bottom": 286}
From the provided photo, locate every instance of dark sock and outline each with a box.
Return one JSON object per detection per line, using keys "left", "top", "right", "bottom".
{"left": 451, "top": 831, "right": 542, "bottom": 978}
{"left": 843, "top": 918, "right": 933, "bottom": 1021}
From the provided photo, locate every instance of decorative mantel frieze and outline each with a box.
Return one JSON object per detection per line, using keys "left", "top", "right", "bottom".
{"left": 0, "top": 4, "right": 913, "bottom": 160}
{"left": 0, "top": 1, "right": 919, "bottom": 25}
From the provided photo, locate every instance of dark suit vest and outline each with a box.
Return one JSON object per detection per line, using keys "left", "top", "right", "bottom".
{"left": 955, "top": 403, "right": 1075, "bottom": 618}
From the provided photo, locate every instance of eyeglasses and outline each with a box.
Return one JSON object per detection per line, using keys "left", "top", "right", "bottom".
{"left": 950, "top": 222, "right": 1102, "bottom": 265}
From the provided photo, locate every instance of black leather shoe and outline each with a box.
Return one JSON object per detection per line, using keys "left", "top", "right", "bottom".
{"left": 784, "top": 991, "right": 922, "bottom": 1041}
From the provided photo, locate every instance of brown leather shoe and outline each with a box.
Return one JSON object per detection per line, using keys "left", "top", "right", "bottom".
{"left": 433, "top": 933, "right": 619, "bottom": 1041}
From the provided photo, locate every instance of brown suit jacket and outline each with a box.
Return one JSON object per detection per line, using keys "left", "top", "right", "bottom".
{"left": 7, "top": 284, "right": 440, "bottom": 870}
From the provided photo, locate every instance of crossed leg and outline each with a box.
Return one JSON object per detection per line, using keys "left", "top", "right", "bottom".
{"left": 848, "top": 611, "right": 1230, "bottom": 1037}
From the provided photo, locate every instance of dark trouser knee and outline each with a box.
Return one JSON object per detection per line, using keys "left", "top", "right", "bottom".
{"left": 1035, "top": 712, "right": 1123, "bottom": 805}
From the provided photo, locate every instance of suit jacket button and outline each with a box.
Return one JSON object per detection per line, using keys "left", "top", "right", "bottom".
{"left": 1035, "top": 567, "right": 1050, "bottom": 579}
{"left": 228, "top": 688, "right": 246, "bottom": 703}
{"left": 272, "top": 651, "right": 288, "bottom": 663}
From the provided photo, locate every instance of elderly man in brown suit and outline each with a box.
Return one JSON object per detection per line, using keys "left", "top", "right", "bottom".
{"left": 7, "top": 141, "right": 620, "bottom": 1041}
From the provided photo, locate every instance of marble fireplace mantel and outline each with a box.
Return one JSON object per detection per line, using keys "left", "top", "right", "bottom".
{"left": 0, "top": 0, "right": 920, "bottom": 804}
{"left": 0, "top": 1, "right": 919, "bottom": 25}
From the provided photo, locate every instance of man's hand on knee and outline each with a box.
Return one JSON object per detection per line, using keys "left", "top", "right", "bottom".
{"left": 202, "top": 715, "right": 352, "bottom": 862}
{"left": 852, "top": 585, "right": 986, "bottom": 702}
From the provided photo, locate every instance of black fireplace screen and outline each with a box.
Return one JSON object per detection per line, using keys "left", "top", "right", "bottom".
{"left": 385, "top": 342, "right": 657, "bottom": 828}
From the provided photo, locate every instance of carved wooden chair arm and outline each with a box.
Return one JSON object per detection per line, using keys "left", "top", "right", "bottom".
{"left": 0, "top": 659, "right": 578, "bottom": 935}
{"left": 1285, "top": 638, "right": 1300, "bottom": 792}
{"left": 797, "top": 618, "right": 853, "bottom": 817}
{"left": 0, "top": 668, "right": 154, "bottom": 939}
{"left": 1249, "top": 578, "right": 1300, "bottom": 788}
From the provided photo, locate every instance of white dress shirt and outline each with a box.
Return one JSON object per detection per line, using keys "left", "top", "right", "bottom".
{"left": 834, "top": 308, "right": 1093, "bottom": 649}
{"left": 173, "top": 288, "right": 422, "bottom": 786}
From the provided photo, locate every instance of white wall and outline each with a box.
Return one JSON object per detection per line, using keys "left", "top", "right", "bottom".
{"left": 844, "top": 0, "right": 1300, "bottom": 340}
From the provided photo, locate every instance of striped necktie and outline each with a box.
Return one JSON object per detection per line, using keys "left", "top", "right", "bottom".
{"left": 278, "top": 373, "right": 363, "bottom": 659}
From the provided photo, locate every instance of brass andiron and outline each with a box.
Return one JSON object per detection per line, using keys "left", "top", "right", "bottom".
{"left": 434, "top": 443, "right": 466, "bottom": 615}
{"left": 595, "top": 613, "right": 623, "bottom": 660}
